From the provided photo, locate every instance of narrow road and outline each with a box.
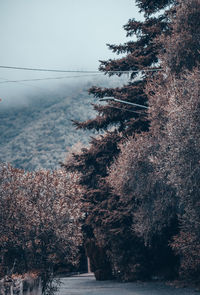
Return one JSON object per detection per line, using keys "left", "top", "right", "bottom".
{"left": 56, "top": 274, "right": 199, "bottom": 295}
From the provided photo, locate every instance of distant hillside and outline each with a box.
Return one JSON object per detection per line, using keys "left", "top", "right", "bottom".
{"left": 0, "top": 82, "right": 99, "bottom": 170}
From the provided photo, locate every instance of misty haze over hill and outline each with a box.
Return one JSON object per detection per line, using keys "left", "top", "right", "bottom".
{"left": 0, "top": 77, "right": 125, "bottom": 170}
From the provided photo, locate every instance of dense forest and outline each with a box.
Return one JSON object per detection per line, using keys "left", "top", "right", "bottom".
{"left": 64, "top": 0, "right": 200, "bottom": 283}
{"left": 0, "top": 0, "right": 200, "bottom": 287}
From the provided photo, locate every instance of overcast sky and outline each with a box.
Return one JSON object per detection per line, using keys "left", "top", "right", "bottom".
{"left": 0, "top": 0, "right": 142, "bottom": 104}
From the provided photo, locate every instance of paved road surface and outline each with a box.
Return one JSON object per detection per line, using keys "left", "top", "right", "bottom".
{"left": 55, "top": 274, "right": 199, "bottom": 295}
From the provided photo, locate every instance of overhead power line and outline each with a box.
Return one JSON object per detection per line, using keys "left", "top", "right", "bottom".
{"left": 0, "top": 65, "right": 99, "bottom": 73}
{"left": 0, "top": 65, "right": 163, "bottom": 74}
{"left": 0, "top": 73, "right": 102, "bottom": 84}
{"left": 0, "top": 76, "right": 53, "bottom": 91}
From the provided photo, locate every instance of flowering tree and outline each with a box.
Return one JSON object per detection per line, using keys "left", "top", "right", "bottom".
{"left": 161, "top": 69, "right": 200, "bottom": 280}
{"left": 0, "top": 163, "right": 83, "bottom": 276}
{"left": 147, "top": 0, "right": 200, "bottom": 280}
{"left": 106, "top": 0, "right": 200, "bottom": 281}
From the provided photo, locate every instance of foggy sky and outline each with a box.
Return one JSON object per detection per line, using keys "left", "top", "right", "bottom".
{"left": 0, "top": 0, "right": 142, "bottom": 104}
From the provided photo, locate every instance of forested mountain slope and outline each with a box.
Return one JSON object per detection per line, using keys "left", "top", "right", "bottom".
{"left": 0, "top": 81, "right": 105, "bottom": 170}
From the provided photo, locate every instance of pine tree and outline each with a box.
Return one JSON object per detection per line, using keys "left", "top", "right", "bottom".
{"left": 64, "top": 0, "right": 177, "bottom": 280}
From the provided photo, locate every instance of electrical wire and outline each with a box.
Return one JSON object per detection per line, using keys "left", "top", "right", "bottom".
{"left": 0, "top": 73, "right": 103, "bottom": 84}
{"left": 0, "top": 76, "right": 47, "bottom": 90}
{"left": 0, "top": 65, "right": 163, "bottom": 74}
{"left": 0, "top": 65, "right": 99, "bottom": 73}
{"left": 0, "top": 65, "right": 163, "bottom": 85}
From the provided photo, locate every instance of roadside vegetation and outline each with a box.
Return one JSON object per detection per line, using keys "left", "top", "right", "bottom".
{"left": 0, "top": 163, "right": 83, "bottom": 277}
{"left": 0, "top": 0, "right": 199, "bottom": 287}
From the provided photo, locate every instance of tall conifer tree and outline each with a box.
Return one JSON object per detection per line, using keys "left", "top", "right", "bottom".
{"left": 64, "top": 0, "right": 177, "bottom": 280}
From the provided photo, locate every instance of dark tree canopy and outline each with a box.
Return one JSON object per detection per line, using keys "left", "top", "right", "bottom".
{"left": 64, "top": 0, "right": 181, "bottom": 281}
{"left": 136, "top": 0, "right": 176, "bottom": 16}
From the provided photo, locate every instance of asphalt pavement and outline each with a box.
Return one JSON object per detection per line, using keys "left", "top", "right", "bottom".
{"left": 55, "top": 273, "right": 199, "bottom": 295}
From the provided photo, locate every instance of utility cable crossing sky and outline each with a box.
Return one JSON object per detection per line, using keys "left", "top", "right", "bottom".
{"left": 0, "top": 74, "right": 102, "bottom": 84}
{"left": 0, "top": 65, "right": 163, "bottom": 73}
{"left": 0, "top": 65, "right": 163, "bottom": 84}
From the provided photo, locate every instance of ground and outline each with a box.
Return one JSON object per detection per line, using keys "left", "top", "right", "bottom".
{"left": 55, "top": 274, "right": 199, "bottom": 295}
